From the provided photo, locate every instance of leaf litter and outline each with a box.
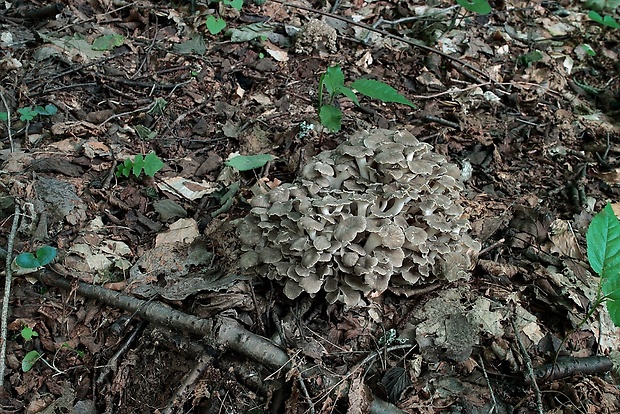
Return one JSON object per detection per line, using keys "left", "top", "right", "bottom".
{"left": 0, "top": 0, "right": 619, "bottom": 412}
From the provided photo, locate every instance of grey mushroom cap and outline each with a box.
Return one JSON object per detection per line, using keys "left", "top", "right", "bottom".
{"left": 234, "top": 129, "right": 480, "bottom": 305}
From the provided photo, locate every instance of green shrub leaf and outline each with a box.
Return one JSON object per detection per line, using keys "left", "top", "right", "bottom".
{"left": 587, "top": 204, "right": 620, "bottom": 277}
{"left": 22, "top": 350, "right": 41, "bottom": 372}
{"left": 0, "top": 112, "right": 7, "bottom": 122}
{"left": 225, "top": 154, "right": 273, "bottom": 171}
{"left": 588, "top": 10, "right": 620, "bottom": 28}
{"left": 455, "top": 0, "right": 492, "bottom": 14}
{"left": 336, "top": 86, "right": 360, "bottom": 107}
{"left": 587, "top": 203, "right": 620, "bottom": 326}
{"left": 15, "top": 246, "right": 57, "bottom": 269}
{"left": 603, "top": 275, "right": 620, "bottom": 326}
{"left": 322, "top": 66, "right": 346, "bottom": 98}
{"left": 319, "top": 105, "right": 342, "bottom": 132}
{"left": 351, "top": 79, "right": 416, "bottom": 108}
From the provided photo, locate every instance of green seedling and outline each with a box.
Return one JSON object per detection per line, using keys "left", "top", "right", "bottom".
{"left": 588, "top": 11, "right": 620, "bottom": 28}
{"left": 206, "top": 15, "right": 227, "bottom": 35}
{"left": 17, "top": 104, "right": 58, "bottom": 122}
{"left": 21, "top": 343, "right": 83, "bottom": 373}
{"left": 0, "top": 112, "right": 8, "bottom": 122}
{"left": 586, "top": 203, "right": 620, "bottom": 326}
{"left": 20, "top": 326, "right": 42, "bottom": 373}
{"left": 517, "top": 50, "right": 544, "bottom": 67}
{"left": 455, "top": 0, "right": 492, "bottom": 15}
{"left": 15, "top": 246, "right": 57, "bottom": 269}
{"left": 92, "top": 34, "right": 125, "bottom": 51}
{"left": 205, "top": 0, "right": 243, "bottom": 35}
{"left": 318, "top": 65, "right": 416, "bottom": 132}
{"left": 225, "top": 154, "right": 273, "bottom": 171}
{"left": 116, "top": 152, "right": 165, "bottom": 178}
{"left": 21, "top": 326, "right": 39, "bottom": 341}
{"left": 148, "top": 97, "right": 168, "bottom": 115}
{"left": 22, "top": 350, "right": 43, "bottom": 372}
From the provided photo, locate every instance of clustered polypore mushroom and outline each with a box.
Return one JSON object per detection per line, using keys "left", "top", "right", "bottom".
{"left": 236, "top": 129, "right": 480, "bottom": 306}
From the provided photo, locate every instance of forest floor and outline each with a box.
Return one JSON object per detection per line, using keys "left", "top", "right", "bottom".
{"left": 1, "top": 0, "right": 620, "bottom": 413}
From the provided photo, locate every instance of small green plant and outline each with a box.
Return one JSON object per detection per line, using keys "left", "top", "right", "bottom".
{"left": 0, "top": 104, "right": 57, "bottom": 124}
{"left": 225, "top": 154, "right": 273, "bottom": 171}
{"left": 517, "top": 50, "right": 544, "bottom": 67}
{"left": 205, "top": 0, "right": 243, "bottom": 35}
{"left": 92, "top": 34, "right": 125, "bottom": 51}
{"left": 455, "top": 0, "right": 491, "bottom": 15}
{"left": 17, "top": 104, "right": 58, "bottom": 122}
{"left": 15, "top": 246, "right": 57, "bottom": 269}
{"left": 21, "top": 326, "right": 39, "bottom": 341}
{"left": 318, "top": 65, "right": 416, "bottom": 132}
{"left": 20, "top": 326, "right": 41, "bottom": 373}
{"left": 586, "top": 203, "right": 620, "bottom": 326}
{"left": 588, "top": 11, "right": 620, "bottom": 28}
{"left": 22, "top": 350, "right": 43, "bottom": 372}
{"left": 116, "top": 152, "right": 165, "bottom": 178}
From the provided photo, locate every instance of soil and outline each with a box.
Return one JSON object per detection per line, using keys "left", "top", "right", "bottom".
{"left": 1, "top": 0, "right": 620, "bottom": 413}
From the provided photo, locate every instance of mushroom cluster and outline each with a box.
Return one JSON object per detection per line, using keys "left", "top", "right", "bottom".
{"left": 236, "top": 129, "right": 480, "bottom": 306}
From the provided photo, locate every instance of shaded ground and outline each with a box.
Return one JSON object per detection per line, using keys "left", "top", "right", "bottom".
{"left": 1, "top": 0, "right": 620, "bottom": 413}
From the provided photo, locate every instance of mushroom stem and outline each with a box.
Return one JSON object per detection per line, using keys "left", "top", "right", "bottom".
{"left": 355, "top": 157, "right": 369, "bottom": 180}
{"left": 364, "top": 232, "right": 382, "bottom": 253}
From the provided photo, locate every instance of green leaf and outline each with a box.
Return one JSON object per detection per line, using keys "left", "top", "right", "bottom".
{"left": 322, "top": 66, "right": 346, "bottom": 98}
{"left": 455, "top": 0, "right": 492, "bottom": 14}
{"left": 225, "top": 154, "right": 273, "bottom": 171}
{"left": 18, "top": 107, "right": 37, "bottom": 122}
{"left": 587, "top": 204, "right": 620, "bottom": 278}
{"left": 319, "top": 105, "right": 342, "bottom": 132}
{"left": 0, "top": 112, "right": 7, "bottom": 122}
{"left": 206, "top": 15, "right": 227, "bottom": 35}
{"left": 92, "top": 34, "right": 125, "bottom": 51}
{"left": 589, "top": 10, "right": 620, "bottom": 28}
{"left": 578, "top": 44, "right": 596, "bottom": 56}
{"left": 34, "top": 104, "right": 58, "bottom": 116}
{"left": 517, "top": 50, "right": 544, "bottom": 67}
{"left": 336, "top": 86, "right": 360, "bottom": 107}
{"left": 116, "top": 159, "right": 132, "bottom": 177}
{"left": 603, "top": 275, "right": 620, "bottom": 326}
{"left": 22, "top": 350, "right": 42, "bottom": 372}
{"left": 15, "top": 246, "right": 57, "bottom": 269}
{"left": 132, "top": 154, "right": 144, "bottom": 177}
{"left": 143, "top": 152, "right": 165, "bottom": 177}
{"left": 21, "top": 327, "right": 38, "bottom": 341}
{"left": 350, "top": 79, "right": 416, "bottom": 108}
{"left": 224, "top": 0, "right": 243, "bottom": 10}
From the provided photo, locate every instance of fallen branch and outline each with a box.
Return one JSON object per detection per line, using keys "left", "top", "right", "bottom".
{"left": 0, "top": 205, "right": 20, "bottom": 390}
{"left": 529, "top": 356, "right": 613, "bottom": 385}
{"left": 36, "top": 269, "right": 405, "bottom": 414}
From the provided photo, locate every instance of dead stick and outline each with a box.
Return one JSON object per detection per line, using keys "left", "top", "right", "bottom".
{"left": 36, "top": 270, "right": 405, "bottom": 414}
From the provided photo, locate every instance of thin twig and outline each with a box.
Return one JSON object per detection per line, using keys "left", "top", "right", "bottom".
{"left": 0, "top": 205, "right": 20, "bottom": 388}
{"left": 0, "top": 91, "right": 14, "bottom": 152}
{"left": 478, "top": 354, "right": 497, "bottom": 414}
{"left": 511, "top": 318, "right": 544, "bottom": 414}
